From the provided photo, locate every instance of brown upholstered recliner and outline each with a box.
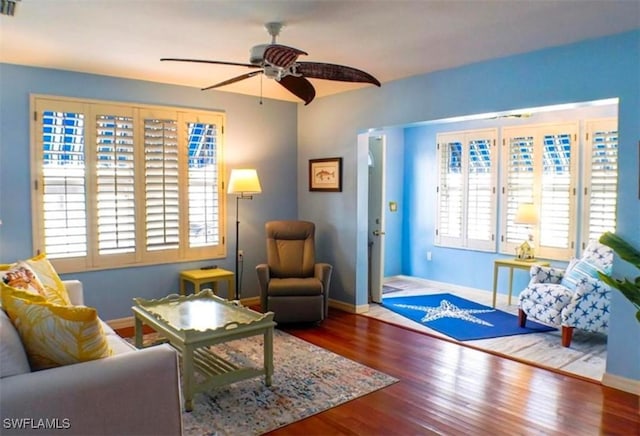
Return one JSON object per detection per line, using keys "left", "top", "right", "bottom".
{"left": 256, "top": 220, "right": 333, "bottom": 323}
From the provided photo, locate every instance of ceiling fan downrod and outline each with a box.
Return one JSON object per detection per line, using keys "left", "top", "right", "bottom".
{"left": 264, "top": 22, "right": 283, "bottom": 44}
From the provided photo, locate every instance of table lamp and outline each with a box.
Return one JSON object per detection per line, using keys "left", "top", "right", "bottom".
{"left": 514, "top": 202, "right": 538, "bottom": 261}
{"left": 228, "top": 169, "right": 262, "bottom": 300}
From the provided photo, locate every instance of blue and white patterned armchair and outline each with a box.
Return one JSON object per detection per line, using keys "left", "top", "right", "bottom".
{"left": 517, "top": 241, "right": 613, "bottom": 347}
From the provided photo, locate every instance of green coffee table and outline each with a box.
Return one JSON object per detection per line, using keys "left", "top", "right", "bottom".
{"left": 132, "top": 289, "right": 276, "bottom": 411}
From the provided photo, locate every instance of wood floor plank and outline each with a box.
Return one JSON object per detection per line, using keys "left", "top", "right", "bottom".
{"left": 268, "top": 309, "right": 640, "bottom": 435}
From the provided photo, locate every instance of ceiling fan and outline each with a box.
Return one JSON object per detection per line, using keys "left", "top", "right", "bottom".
{"left": 161, "top": 22, "right": 381, "bottom": 105}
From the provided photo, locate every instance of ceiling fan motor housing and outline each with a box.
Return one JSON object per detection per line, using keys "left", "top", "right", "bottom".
{"left": 249, "top": 44, "right": 269, "bottom": 65}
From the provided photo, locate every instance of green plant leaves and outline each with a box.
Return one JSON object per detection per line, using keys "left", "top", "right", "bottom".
{"left": 598, "top": 231, "right": 640, "bottom": 323}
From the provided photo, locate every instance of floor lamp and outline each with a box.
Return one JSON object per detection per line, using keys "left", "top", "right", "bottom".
{"left": 227, "top": 169, "right": 262, "bottom": 300}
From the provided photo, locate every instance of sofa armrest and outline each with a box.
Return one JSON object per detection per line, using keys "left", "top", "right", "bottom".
{"left": 0, "top": 344, "right": 183, "bottom": 436}
{"left": 62, "top": 279, "right": 84, "bottom": 305}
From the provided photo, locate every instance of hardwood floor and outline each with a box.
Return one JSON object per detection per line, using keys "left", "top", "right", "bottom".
{"left": 268, "top": 309, "right": 640, "bottom": 435}
{"left": 117, "top": 308, "right": 639, "bottom": 434}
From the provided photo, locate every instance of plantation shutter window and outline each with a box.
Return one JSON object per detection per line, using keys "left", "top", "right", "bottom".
{"left": 95, "top": 109, "right": 136, "bottom": 257}
{"left": 436, "top": 139, "right": 464, "bottom": 246}
{"left": 32, "top": 96, "right": 226, "bottom": 273}
{"left": 501, "top": 123, "right": 577, "bottom": 260}
{"left": 582, "top": 119, "right": 618, "bottom": 247}
{"left": 503, "top": 134, "right": 535, "bottom": 250}
{"left": 186, "top": 119, "right": 222, "bottom": 248}
{"left": 466, "top": 137, "right": 496, "bottom": 250}
{"left": 37, "top": 103, "right": 88, "bottom": 260}
{"left": 539, "top": 131, "right": 574, "bottom": 251}
{"left": 436, "top": 129, "right": 497, "bottom": 252}
{"left": 143, "top": 115, "right": 180, "bottom": 252}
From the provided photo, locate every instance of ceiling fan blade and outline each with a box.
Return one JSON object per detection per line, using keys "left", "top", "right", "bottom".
{"left": 297, "top": 62, "right": 381, "bottom": 87}
{"left": 201, "top": 71, "right": 263, "bottom": 91}
{"left": 263, "top": 44, "right": 308, "bottom": 68}
{"left": 161, "top": 58, "right": 258, "bottom": 68}
{"left": 277, "top": 75, "right": 316, "bottom": 105}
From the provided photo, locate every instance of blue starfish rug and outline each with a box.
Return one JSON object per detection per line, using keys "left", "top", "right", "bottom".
{"left": 382, "top": 293, "right": 556, "bottom": 341}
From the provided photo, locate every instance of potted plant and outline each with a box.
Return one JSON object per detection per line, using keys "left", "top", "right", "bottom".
{"left": 598, "top": 231, "right": 640, "bottom": 323}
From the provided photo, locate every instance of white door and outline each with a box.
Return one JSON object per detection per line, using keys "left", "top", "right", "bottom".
{"left": 368, "top": 135, "right": 385, "bottom": 303}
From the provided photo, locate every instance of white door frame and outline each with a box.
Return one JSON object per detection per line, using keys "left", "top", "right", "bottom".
{"left": 368, "top": 134, "right": 386, "bottom": 303}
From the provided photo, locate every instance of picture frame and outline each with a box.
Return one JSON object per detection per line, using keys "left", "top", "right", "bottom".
{"left": 309, "top": 157, "right": 342, "bottom": 192}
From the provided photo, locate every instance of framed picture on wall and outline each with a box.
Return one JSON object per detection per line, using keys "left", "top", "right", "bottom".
{"left": 309, "top": 157, "right": 342, "bottom": 192}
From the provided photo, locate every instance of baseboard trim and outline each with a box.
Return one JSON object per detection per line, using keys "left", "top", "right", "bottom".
{"left": 106, "top": 316, "right": 133, "bottom": 330}
{"left": 602, "top": 372, "right": 640, "bottom": 395}
{"left": 329, "top": 298, "right": 369, "bottom": 314}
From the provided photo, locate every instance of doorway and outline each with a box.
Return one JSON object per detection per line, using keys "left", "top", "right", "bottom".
{"left": 368, "top": 135, "right": 385, "bottom": 303}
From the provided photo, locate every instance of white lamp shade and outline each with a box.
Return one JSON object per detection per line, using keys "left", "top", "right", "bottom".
{"left": 514, "top": 203, "right": 538, "bottom": 225}
{"left": 228, "top": 169, "right": 262, "bottom": 195}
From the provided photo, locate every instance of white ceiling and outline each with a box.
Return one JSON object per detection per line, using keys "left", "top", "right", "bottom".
{"left": 1, "top": 0, "right": 639, "bottom": 103}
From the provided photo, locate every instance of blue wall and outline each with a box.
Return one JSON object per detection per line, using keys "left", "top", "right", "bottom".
{"left": 382, "top": 127, "right": 405, "bottom": 277}
{"left": 298, "top": 30, "right": 640, "bottom": 382}
{"left": 0, "top": 64, "right": 299, "bottom": 320}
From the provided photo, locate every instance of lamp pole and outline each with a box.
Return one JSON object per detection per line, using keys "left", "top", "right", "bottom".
{"left": 234, "top": 195, "right": 240, "bottom": 300}
{"left": 227, "top": 168, "right": 262, "bottom": 302}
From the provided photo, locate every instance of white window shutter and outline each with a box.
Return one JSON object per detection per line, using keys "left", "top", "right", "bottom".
{"left": 501, "top": 131, "right": 535, "bottom": 256}
{"left": 184, "top": 114, "right": 225, "bottom": 257}
{"left": 582, "top": 119, "right": 618, "bottom": 248}
{"left": 94, "top": 109, "right": 136, "bottom": 257}
{"left": 436, "top": 136, "right": 464, "bottom": 247}
{"left": 143, "top": 115, "right": 180, "bottom": 252}
{"left": 538, "top": 127, "right": 577, "bottom": 259}
{"left": 465, "top": 133, "right": 497, "bottom": 251}
{"left": 501, "top": 123, "right": 577, "bottom": 260}
{"left": 35, "top": 101, "right": 88, "bottom": 261}
{"left": 436, "top": 129, "right": 497, "bottom": 252}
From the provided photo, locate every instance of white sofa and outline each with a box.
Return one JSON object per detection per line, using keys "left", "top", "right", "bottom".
{"left": 0, "top": 280, "right": 183, "bottom": 436}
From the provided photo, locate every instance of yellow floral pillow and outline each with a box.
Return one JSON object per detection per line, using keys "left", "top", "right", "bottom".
{"left": 1, "top": 285, "right": 112, "bottom": 370}
{"left": 21, "top": 253, "right": 70, "bottom": 305}
{"left": 1, "top": 262, "right": 49, "bottom": 301}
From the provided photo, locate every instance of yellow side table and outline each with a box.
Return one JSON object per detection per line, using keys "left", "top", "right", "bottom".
{"left": 492, "top": 258, "right": 550, "bottom": 308}
{"left": 179, "top": 268, "right": 235, "bottom": 300}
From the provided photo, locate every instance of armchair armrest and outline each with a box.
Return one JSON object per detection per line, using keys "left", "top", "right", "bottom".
{"left": 0, "top": 344, "right": 183, "bottom": 436}
{"left": 561, "top": 276, "right": 612, "bottom": 332}
{"left": 256, "top": 264, "right": 270, "bottom": 312}
{"left": 315, "top": 263, "right": 333, "bottom": 317}
{"left": 529, "top": 265, "right": 565, "bottom": 285}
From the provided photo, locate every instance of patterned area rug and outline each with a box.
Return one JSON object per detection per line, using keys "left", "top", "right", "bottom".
{"left": 129, "top": 330, "right": 397, "bottom": 435}
{"left": 383, "top": 293, "right": 555, "bottom": 340}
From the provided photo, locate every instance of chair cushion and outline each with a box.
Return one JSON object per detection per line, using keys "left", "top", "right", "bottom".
{"left": 267, "top": 277, "right": 323, "bottom": 297}
{"left": 1, "top": 284, "right": 112, "bottom": 370}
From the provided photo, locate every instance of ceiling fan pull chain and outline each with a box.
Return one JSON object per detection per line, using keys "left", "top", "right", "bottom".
{"left": 260, "top": 73, "right": 263, "bottom": 105}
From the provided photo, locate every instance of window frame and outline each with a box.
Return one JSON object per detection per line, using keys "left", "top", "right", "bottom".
{"left": 500, "top": 122, "right": 579, "bottom": 260}
{"left": 581, "top": 118, "right": 618, "bottom": 252}
{"left": 435, "top": 128, "right": 498, "bottom": 252}
{"left": 30, "top": 95, "right": 227, "bottom": 274}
